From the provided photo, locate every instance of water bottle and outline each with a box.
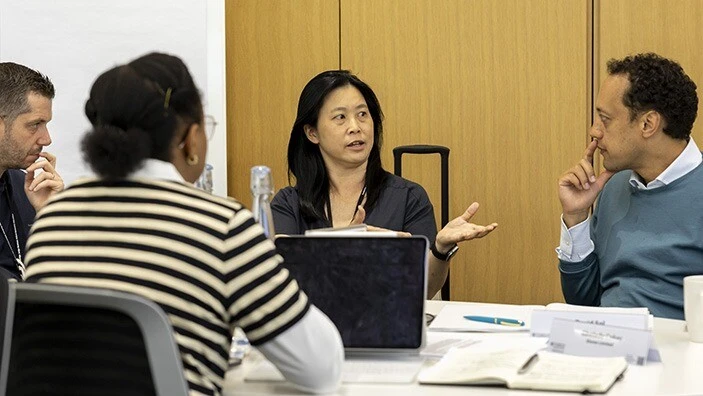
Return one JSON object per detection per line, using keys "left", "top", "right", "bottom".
{"left": 228, "top": 326, "right": 250, "bottom": 367}
{"left": 228, "top": 166, "right": 276, "bottom": 366}
{"left": 250, "top": 165, "right": 276, "bottom": 238}
{"left": 194, "top": 163, "right": 213, "bottom": 193}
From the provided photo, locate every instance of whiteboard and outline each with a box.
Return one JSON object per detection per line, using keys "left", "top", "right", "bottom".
{"left": 0, "top": 0, "right": 227, "bottom": 195}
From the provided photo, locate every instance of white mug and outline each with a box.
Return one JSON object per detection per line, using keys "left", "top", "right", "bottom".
{"left": 684, "top": 275, "right": 703, "bottom": 343}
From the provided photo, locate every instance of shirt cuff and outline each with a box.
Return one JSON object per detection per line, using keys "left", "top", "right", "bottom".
{"left": 256, "top": 305, "right": 343, "bottom": 393}
{"left": 555, "top": 214, "right": 594, "bottom": 262}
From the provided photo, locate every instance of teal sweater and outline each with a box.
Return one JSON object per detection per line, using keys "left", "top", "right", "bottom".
{"left": 559, "top": 162, "right": 703, "bottom": 319}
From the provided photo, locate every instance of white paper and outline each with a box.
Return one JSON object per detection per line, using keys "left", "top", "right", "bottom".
{"left": 545, "top": 303, "right": 649, "bottom": 315}
{"left": 420, "top": 338, "right": 480, "bottom": 358}
{"left": 304, "top": 224, "right": 368, "bottom": 235}
{"left": 547, "top": 318, "right": 652, "bottom": 365}
{"left": 531, "top": 308, "right": 650, "bottom": 337}
{"left": 429, "top": 303, "right": 541, "bottom": 332}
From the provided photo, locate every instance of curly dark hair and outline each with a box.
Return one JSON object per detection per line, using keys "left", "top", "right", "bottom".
{"left": 607, "top": 53, "right": 698, "bottom": 140}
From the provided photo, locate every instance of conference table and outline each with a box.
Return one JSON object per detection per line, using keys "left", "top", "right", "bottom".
{"left": 223, "top": 300, "right": 703, "bottom": 395}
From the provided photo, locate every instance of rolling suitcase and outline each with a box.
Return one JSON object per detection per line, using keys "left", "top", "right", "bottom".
{"left": 392, "top": 145, "right": 450, "bottom": 300}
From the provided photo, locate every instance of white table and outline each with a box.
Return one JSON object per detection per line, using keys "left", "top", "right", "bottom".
{"left": 223, "top": 300, "right": 703, "bottom": 395}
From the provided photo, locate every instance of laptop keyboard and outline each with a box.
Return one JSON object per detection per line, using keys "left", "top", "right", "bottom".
{"left": 342, "top": 359, "right": 425, "bottom": 383}
{"left": 245, "top": 358, "right": 425, "bottom": 384}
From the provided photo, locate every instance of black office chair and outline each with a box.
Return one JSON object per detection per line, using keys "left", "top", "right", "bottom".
{"left": 0, "top": 270, "right": 10, "bottom": 370}
{"left": 0, "top": 283, "right": 189, "bottom": 396}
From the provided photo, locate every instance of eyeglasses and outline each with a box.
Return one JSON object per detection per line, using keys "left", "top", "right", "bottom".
{"left": 204, "top": 114, "right": 217, "bottom": 141}
{"left": 177, "top": 115, "right": 217, "bottom": 149}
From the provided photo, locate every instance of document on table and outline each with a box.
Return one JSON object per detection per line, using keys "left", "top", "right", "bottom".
{"left": 429, "top": 303, "right": 542, "bottom": 332}
{"left": 420, "top": 338, "right": 481, "bottom": 358}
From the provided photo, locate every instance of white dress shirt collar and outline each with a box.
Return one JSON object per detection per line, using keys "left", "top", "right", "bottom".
{"left": 629, "top": 137, "right": 702, "bottom": 190}
{"left": 128, "top": 158, "right": 186, "bottom": 183}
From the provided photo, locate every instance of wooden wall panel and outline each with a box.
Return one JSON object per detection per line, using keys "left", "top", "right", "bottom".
{"left": 598, "top": 0, "right": 703, "bottom": 144}
{"left": 341, "top": 0, "right": 591, "bottom": 304}
{"left": 225, "top": 0, "right": 339, "bottom": 205}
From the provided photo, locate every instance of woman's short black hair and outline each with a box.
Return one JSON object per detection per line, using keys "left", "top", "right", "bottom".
{"left": 288, "top": 70, "right": 388, "bottom": 224}
{"left": 82, "top": 52, "right": 203, "bottom": 179}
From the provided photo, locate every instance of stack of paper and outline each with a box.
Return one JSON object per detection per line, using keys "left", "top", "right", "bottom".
{"left": 530, "top": 303, "right": 652, "bottom": 337}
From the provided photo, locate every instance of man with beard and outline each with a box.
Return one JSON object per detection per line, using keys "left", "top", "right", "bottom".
{"left": 0, "top": 62, "right": 63, "bottom": 280}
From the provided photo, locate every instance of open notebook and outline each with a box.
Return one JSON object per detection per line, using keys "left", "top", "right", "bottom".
{"left": 418, "top": 340, "right": 628, "bottom": 393}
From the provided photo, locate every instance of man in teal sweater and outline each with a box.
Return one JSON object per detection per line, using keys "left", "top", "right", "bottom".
{"left": 556, "top": 53, "right": 701, "bottom": 320}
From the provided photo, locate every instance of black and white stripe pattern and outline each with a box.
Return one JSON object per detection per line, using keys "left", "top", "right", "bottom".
{"left": 25, "top": 178, "right": 309, "bottom": 395}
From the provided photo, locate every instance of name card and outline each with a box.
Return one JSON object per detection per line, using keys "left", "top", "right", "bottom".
{"left": 547, "top": 318, "right": 652, "bottom": 365}
{"left": 530, "top": 309, "right": 649, "bottom": 337}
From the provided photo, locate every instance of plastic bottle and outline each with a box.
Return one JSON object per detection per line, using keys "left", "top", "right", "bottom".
{"left": 195, "top": 163, "right": 213, "bottom": 193}
{"left": 250, "top": 165, "right": 275, "bottom": 238}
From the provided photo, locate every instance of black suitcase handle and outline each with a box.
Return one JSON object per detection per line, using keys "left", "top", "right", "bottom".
{"left": 392, "top": 145, "right": 450, "bottom": 227}
{"left": 393, "top": 145, "right": 451, "bottom": 300}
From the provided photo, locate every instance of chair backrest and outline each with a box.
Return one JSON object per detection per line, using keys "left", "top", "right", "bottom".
{"left": 0, "top": 283, "right": 189, "bottom": 396}
{"left": 0, "top": 270, "right": 11, "bottom": 373}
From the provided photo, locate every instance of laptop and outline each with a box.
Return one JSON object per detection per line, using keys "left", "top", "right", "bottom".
{"left": 274, "top": 235, "right": 429, "bottom": 355}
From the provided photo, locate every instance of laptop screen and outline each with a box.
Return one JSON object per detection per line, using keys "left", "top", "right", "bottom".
{"left": 274, "top": 235, "right": 427, "bottom": 351}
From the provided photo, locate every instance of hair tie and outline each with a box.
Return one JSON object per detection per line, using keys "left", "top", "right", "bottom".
{"left": 163, "top": 87, "right": 173, "bottom": 109}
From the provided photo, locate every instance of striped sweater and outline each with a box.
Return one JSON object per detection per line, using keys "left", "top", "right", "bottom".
{"left": 24, "top": 178, "right": 310, "bottom": 395}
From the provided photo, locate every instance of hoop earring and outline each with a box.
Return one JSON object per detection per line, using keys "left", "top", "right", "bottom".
{"left": 186, "top": 154, "right": 199, "bottom": 166}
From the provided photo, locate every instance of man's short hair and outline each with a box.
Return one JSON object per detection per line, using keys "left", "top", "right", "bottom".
{"left": 0, "top": 62, "right": 55, "bottom": 127}
{"left": 607, "top": 53, "right": 698, "bottom": 140}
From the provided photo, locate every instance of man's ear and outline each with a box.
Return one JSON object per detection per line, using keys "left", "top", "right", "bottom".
{"left": 641, "top": 110, "right": 662, "bottom": 139}
{"left": 304, "top": 125, "right": 319, "bottom": 144}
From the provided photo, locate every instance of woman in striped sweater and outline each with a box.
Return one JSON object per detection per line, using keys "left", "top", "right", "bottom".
{"left": 23, "top": 52, "right": 343, "bottom": 395}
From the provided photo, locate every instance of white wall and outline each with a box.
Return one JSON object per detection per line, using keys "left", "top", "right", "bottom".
{"left": 0, "top": 0, "right": 227, "bottom": 195}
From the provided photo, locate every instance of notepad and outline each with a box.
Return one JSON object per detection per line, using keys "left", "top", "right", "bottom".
{"left": 418, "top": 342, "right": 628, "bottom": 393}
{"left": 303, "top": 224, "right": 368, "bottom": 235}
{"left": 428, "top": 303, "right": 541, "bottom": 332}
{"left": 303, "top": 224, "right": 398, "bottom": 237}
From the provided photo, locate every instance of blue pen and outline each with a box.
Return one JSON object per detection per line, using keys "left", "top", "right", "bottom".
{"left": 464, "top": 315, "right": 525, "bottom": 327}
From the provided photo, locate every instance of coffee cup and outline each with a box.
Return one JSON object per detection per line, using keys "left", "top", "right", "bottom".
{"left": 684, "top": 275, "right": 703, "bottom": 343}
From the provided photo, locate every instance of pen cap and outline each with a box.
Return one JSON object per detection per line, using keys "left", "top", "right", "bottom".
{"left": 250, "top": 166, "right": 274, "bottom": 196}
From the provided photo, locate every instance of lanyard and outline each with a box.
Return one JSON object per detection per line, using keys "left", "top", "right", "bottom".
{"left": 1, "top": 189, "right": 25, "bottom": 278}
{"left": 326, "top": 186, "right": 367, "bottom": 227}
